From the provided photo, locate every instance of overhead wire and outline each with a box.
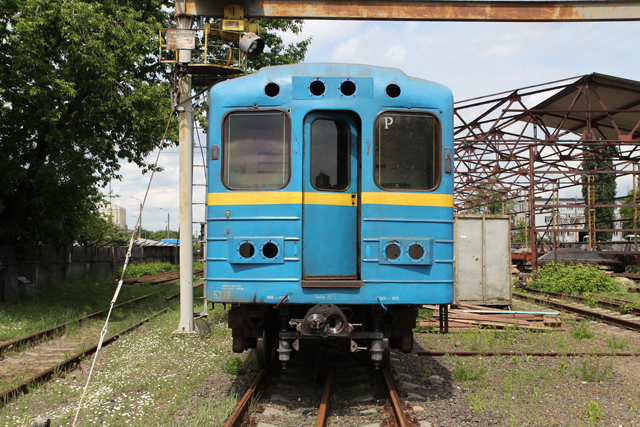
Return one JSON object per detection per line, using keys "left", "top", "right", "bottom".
{"left": 71, "top": 81, "right": 179, "bottom": 427}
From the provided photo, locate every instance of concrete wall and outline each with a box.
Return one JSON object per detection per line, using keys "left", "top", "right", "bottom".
{"left": 0, "top": 244, "right": 178, "bottom": 291}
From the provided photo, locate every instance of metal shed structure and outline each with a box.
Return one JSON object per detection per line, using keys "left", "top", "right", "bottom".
{"left": 454, "top": 72, "right": 640, "bottom": 273}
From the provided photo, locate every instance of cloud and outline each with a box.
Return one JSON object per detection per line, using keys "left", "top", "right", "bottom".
{"left": 113, "top": 19, "right": 640, "bottom": 231}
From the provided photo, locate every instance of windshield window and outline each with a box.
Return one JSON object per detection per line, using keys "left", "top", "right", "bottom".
{"left": 374, "top": 112, "right": 440, "bottom": 191}
{"left": 223, "top": 111, "right": 290, "bottom": 189}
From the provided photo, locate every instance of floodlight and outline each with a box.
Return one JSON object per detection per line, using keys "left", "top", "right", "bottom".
{"left": 239, "top": 32, "right": 264, "bottom": 59}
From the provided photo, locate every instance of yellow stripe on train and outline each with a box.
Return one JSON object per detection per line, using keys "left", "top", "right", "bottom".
{"left": 361, "top": 192, "right": 454, "bottom": 207}
{"left": 208, "top": 192, "right": 302, "bottom": 206}
{"left": 208, "top": 192, "right": 454, "bottom": 207}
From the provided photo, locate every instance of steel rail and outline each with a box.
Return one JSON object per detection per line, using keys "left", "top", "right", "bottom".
{"left": 315, "top": 365, "right": 334, "bottom": 427}
{"left": 121, "top": 270, "right": 177, "bottom": 283}
{"left": 523, "top": 287, "right": 640, "bottom": 315}
{"left": 0, "top": 308, "right": 168, "bottom": 406}
{"left": 513, "top": 292, "right": 640, "bottom": 332}
{"left": 224, "top": 369, "right": 267, "bottom": 427}
{"left": 0, "top": 293, "right": 157, "bottom": 357}
{"left": 382, "top": 367, "right": 410, "bottom": 427}
{"left": 122, "top": 268, "right": 203, "bottom": 284}
{"left": 1, "top": 269, "right": 204, "bottom": 357}
{"left": 418, "top": 350, "right": 640, "bottom": 357}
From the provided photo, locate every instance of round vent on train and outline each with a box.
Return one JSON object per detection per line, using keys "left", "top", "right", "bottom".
{"left": 261, "top": 240, "right": 280, "bottom": 259}
{"left": 406, "top": 242, "right": 426, "bottom": 262}
{"left": 339, "top": 79, "right": 357, "bottom": 97}
{"left": 237, "top": 241, "right": 256, "bottom": 260}
{"left": 386, "top": 84, "right": 401, "bottom": 98}
{"left": 265, "top": 82, "right": 280, "bottom": 97}
{"left": 308, "top": 78, "right": 326, "bottom": 97}
{"left": 382, "top": 241, "right": 403, "bottom": 262}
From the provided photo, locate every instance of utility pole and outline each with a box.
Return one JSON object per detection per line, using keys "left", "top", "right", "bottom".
{"left": 130, "top": 196, "right": 142, "bottom": 239}
{"left": 160, "top": 207, "right": 170, "bottom": 238}
{"left": 176, "top": 0, "right": 194, "bottom": 333}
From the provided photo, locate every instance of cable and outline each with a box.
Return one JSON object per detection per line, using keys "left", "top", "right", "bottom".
{"left": 72, "top": 94, "right": 177, "bottom": 427}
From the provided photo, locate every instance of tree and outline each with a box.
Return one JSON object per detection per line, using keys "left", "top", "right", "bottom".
{"left": 620, "top": 182, "right": 640, "bottom": 238}
{"left": 0, "top": 1, "right": 309, "bottom": 253}
{"left": 581, "top": 143, "right": 617, "bottom": 241}
{"left": 251, "top": 20, "right": 311, "bottom": 70}
{"left": 0, "top": 0, "right": 176, "bottom": 253}
{"left": 511, "top": 219, "right": 529, "bottom": 244}
{"left": 462, "top": 181, "right": 510, "bottom": 214}
{"left": 193, "top": 19, "right": 311, "bottom": 131}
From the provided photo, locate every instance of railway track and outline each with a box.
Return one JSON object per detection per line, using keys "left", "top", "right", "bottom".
{"left": 122, "top": 268, "right": 203, "bottom": 285}
{"left": 0, "top": 308, "right": 167, "bottom": 405}
{"left": 223, "top": 349, "right": 420, "bottom": 427}
{"left": 0, "top": 293, "right": 157, "bottom": 357}
{"left": 0, "top": 270, "right": 203, "bottom": 406}
{"left": 513, "top": 291, "right": 640, "bottom": 332}
{"left": 0, "top": 271, "right": 204, "bottom": 358}
{"left": 522, "top": 287, "right": 640, "bottom": 316}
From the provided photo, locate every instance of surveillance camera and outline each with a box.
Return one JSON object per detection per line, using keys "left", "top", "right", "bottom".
{"left": 239, "top": 32, "right": 264, "bottom": 59}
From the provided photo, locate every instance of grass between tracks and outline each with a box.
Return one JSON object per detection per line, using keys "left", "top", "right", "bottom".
{"left": 0, "top": 294, "right": 240, "bottom": 426}
{"left": 0, "top": 269, "right": 182, "bottom": 343}
{"left": 413, "top": 297, "right": 640, "bottom": 427}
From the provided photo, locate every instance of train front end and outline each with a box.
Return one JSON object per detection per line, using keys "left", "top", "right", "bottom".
{"left": 206, "top": 63, "right": 454, "bottom": 368}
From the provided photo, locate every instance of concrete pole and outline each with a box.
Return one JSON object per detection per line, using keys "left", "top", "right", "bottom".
{"left": 176, "top": 4, "right": 194, "bottom": 333}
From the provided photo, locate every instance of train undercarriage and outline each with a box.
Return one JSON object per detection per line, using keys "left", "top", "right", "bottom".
{"left": 228, "top": 303, "right": 418, "bottom": 369}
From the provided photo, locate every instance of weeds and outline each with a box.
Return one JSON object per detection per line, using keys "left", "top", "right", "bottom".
{"left": 558, "top": 361, "right": 569, "bottom": 374}
{"left": 470, "top": 394, "right": 485, "bottom": 414}
{"left": 393, "top": 361, "right": 405, "bottom": 385}
{"left": 116, "top": 261, "right": 177, "bottom": 279}
{"left": 618, "top": 303, "right": 634, "bottom": 314}
{"left": 571, "top": 322, "right": 594, "bottom": 340}
{"left": 248, "top": 391, "right": 262, "bottom": 416}
{"left": 452, "top": 360, "right": 487, "bottom": 381}
{"left": 222, "top": 357, "right": 242, "bottom": 375}
{"left": 532, "top": 387, "right": 541, "bottom": 400}
{"left": 586, "top": 401, "right": 602, "bottom": 423}
{"left": 573, "top": 357, "right": 612, "bottom": 382}
{"left": 606, "top": 335, "right": 628, "bottom": 351}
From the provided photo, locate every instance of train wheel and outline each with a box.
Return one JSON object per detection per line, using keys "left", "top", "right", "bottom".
{"left": 256, "top": 328, "right": 270, "bottom": 368}
{"left": 380, "top": 337, "right": 390, "bottom": 369}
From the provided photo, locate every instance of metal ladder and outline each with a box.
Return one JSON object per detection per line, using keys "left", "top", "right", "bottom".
{"left": 193, "top": 119, "right": 209, "bottom": 317}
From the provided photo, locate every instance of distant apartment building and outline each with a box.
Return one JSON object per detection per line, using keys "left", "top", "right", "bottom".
{"left": 513, "top": 197, "right": 623, "bottom": 243}
{"left": 100, "top": 204, "right": 127, "bottom": 229}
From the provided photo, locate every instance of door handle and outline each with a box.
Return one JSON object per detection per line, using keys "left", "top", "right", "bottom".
{"left": 351, "top": 193, "right": 356, "bottom": 206}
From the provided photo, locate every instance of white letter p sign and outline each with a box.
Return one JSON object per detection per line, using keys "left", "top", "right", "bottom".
{"left": 384, "top": 116, "right": 394, "bottom": 129}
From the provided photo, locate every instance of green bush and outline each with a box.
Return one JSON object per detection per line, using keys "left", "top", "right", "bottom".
{"left": 529, "top": 262, "right": 618, "bottom": 294}
{"left": 116, "top": 262, "right": 177, "bottom": 279}
{"left": 222, "top": 357, "right": 243, "bottom": 375}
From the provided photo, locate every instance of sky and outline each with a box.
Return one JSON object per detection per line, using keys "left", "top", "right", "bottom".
{"left": 110, "top": 19, "right": 640, "bottom": 233}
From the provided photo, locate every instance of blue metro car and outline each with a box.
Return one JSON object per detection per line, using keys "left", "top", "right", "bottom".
{"left": 206, "top": 63, "right": 454, "bottom": 368}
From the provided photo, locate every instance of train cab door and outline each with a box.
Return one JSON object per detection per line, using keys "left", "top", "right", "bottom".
{"left": 302, "top": 112, "right": 360, "bottom": 280}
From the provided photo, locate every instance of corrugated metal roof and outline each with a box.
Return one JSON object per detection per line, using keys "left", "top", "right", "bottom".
{"left": 522, "top": 73, "right": 640, "bottom": 140}
{"left": 134, "top": 238, "right": 177, "bottom": 247}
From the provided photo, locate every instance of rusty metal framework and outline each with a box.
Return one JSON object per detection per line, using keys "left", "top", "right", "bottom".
{"left": 454, "top": 73, "right": 640, "bottom": 272}
{"left": 184, "top": 0, "right": 640, "bottom": 21}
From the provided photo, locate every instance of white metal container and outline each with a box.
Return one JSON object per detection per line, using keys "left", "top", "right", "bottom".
{"left": 454, "top": 214, "right": 512, "bottom": 306}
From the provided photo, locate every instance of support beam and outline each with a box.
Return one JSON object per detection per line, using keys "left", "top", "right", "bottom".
{"left": 176, "top": 2, "right": 195, "bottom": 334}
{"left": 185, "top": 0, "right": 640, "bottom": 21}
